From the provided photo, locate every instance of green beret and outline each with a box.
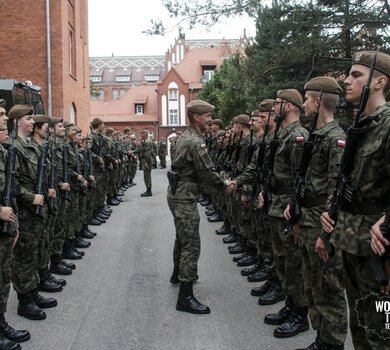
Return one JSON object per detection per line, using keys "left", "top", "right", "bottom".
{"left": 277, "top": 89, "right": 303, "bottom": 110}
{"left": 74, "top": 126, "right": 82, "bottom": 133}
{"left": 91, "top": 117, "right": 103, "bottom": 127}
{"left": 106, "top": 127, "right": 114, "bottom": 134}
{"left": 8, "top": 104, "right": 33, "bottom": 119}
{"left": 49, "top": 117, "right": 63, "bottom": 128}
{"left": 63, "top": 121, "right": 74, "bottom": 128}
{"left": 305, "top": 76, "right": 343, "bottom": 95}
{"left": 187, "top": 99, "right": 215, "bottom": 114}
{"left": 258, "top": 99, "right": 275, "bottom": 112}
{"left": 216, "top": 130, "right": 227, "bottom": 138}
{"left": 0, "top": 99, "right": 5, "bottom": 108}
{"left": 352, "top": 51, "right": 390, "bottom": 77}
{"left": 212, "top": 119, "right": 223, "bottom": 128}
{"left": 33, "top": 115, "right": 49, "bottom": 124}
{"left": 234, "top": 114, "right": 251, "bottom": 126}
{"left": 251, "top": 110, "right": 260, "bottom": 117}
{"left": 140, "top": 129, "right": 148, "bottom": 134}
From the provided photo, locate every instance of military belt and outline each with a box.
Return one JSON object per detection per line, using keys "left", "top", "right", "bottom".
{"left": 178, "top": 174, "right": 198, "bottom": 183}
{"left": 302, "top": 195, "right": 328, "bottom": 208}
{"left": 270, "top": 185, "right": 293, "bottom": 195}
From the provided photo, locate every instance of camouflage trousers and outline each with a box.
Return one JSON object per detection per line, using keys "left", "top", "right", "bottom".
{"left": 270, "top": 217, "right": 307, "bottom": 307}
{"left": 300, "top": 226, "right": 347, "bottom": 346}
{"left": 78, "top": 191, "right": 87, "bottom": 233}
{"left": 37, "top": 204, "right": 50, "bottom": 270}
{"left": 342, "top": 250, "right": 390, "bottom": 350}
{"left": 94, "top": 171, "right": 105, "bottom": 214}
{"left": 255, "top": 208, "right": 273, "bottom": 266}
{"left": 65, "top": 190, "right": 79, "bottom": 240}
{"left": 129, "top": 160, "right": 137, "bottom": 180}
{"left": 0, "top": 235, "right": 13, "bottom": 314}
{"left": 168, "top": 198, "right": 200, "bottom": 283}
{"left": 51, "top": 196, "right": 68, "bottom": 256}
{"left": 238, "top": 203, "right": 255, "bottom": 248}
{"left": 159, "top": 155, "right": 166, "bottom": 167}
{"left": 12, "top": 213, "right": 44, "bottom": 294}
{"left": 143, "top": 166, "right": 152, "bottom": 188}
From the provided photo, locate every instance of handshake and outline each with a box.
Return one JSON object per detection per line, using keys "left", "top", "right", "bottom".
{"left": 224, "top": 180, "right": 237, "bottom": 194}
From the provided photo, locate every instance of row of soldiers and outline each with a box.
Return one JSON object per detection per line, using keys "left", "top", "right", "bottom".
{"left": 196, "top": 51, "right": 390, "bottom": 350}
{"left": 0, "top": 108, "right": 143, "bottom": 350}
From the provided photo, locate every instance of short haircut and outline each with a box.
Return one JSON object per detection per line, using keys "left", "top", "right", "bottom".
{"left": 373, "top": 70, "right": 390, "bottom": 95}
{"left": 308, "top": 91, "right": 340, "bottom": 113}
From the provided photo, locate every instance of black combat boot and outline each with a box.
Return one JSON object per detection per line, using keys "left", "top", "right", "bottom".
{"left": 237, "top": 246, "right": 258, "bottom": 266}
{"left": 61, "top": 259, "right": 76, "bottom": 270}
{"left": 17, "top": 292, "right": 46, "bottom": 320}
{"left": 0, "top": 313, "right": 30, "bottom": 343}
{"left": 0, "top": 335, "right": 20, "bottom": 350}
{"left": 170, "top": 265, "right": 180, "bottom": 284}
{"left": 251, "top": 279, "right": 271, "bottom": 296}
{"left": 31, "top": 289, "right": 57, "bottom": 309}
{"left": 141, "top": 188, "right": 152, "bottom": 197}
{"left": 247, "top": 265, "right": 270, "bottom": 282}
{"left": 62, "top": 241, "right": 82, "bottom": 260}
{"left": 106, "top": 197, "right": 120, "bottom": 206}
{"left": 241, "top": 263, "right": 261, "bottom": 276}
{"left": 129, "top": 179, "right": 136, "bottom": 186}
{"left": 37, "top": 268, "right": 63, "bottom": 292}
{"left": 176, "top": 282, "right": 210, "bottom": 314}
{"left": 264, "top": 296, "right": 293, "bottom": 325}
{"left": 50, "top": 255, "right": 72, "bottom": 275}
{"left": 73, "top": 237, "right": 91, "bottom": 249}
{"left": 258, "top": 277, "right": 285, "bottom": 305}
{"left": 274, "top": 305, "right": 309, "bottom": 338}
{"left": 207, "top": 214, "right": 223, "bottom": 222}
{"left": 223, "top": 234, "right": 239, "bottom": 244}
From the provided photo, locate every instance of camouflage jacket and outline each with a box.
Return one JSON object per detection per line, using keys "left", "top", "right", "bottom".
{"left": 300, "top": 120, "right": 345, "bottom": 228}
{"left": 139, "top": 139, "right": 153, "bottom": 167}
{"left": 168, "top": 127, "right": 224, "bottom": 201}
{"left": 269, "top": 121, "right": 309, "bottom": 218}
{"left": 158, "top": 141, "right": 167, "bottom": 156}
{"left": 334, "top": 102, "right": 390, "bottom": 256}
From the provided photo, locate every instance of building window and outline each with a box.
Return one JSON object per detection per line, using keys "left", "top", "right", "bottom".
{"left": 135, "top": 104, "right": 144, "bottom": 115}
{"left": 98, "top": 89, "right": 105, "bottom": 101}
{"left": 91, "top": 90, "right": 97, "bottom": 100}
{"left": 116, "top": 76, "right": 130, "bottom": 82}
{"left": 69, "top": 28, "right": 76, "bottom": 77}
{"left": 119, "top": 88, "right": 126, "bottom": 97}
{"left": 90, "top": 76, "right": 101, "bottom": 83}
{"left": 112, "top": 89, "right": 119, "bottom": 100}
{"left": 169, "top": 89, "right": 178, "bottom": 101}
{"left": 203, "top": 69, "right": 215, "bottom": 81}
{"left": 147, "top": 130, "right": 153, "bottom": 140}
{"left": 144, "top": 75, "right": 159, "bottom": 82}
{"left": 169, "top": 109, "right": 179, "bottom": 125}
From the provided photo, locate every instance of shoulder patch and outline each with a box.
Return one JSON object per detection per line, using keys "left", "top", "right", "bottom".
{"left": 295, "top": 136, "right": 305, "bottom": 143}
{"left": 337, "top": 140, "right": 346, "bottom": 147}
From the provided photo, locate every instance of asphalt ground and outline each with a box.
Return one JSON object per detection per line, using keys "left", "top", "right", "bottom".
{"left": 6, "top": 166, "right": 353, "bottom": 350}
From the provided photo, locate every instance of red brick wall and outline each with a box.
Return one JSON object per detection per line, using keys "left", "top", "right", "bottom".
{"left": 0, "top": 0, "right": 90, "bottom": 134}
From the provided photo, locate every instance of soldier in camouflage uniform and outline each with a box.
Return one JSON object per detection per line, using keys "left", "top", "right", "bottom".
{"left": 167, "top": 100, "right": 228, "bottom": 314}
{"left": 322, "top": 51, "right": 390, "bottom": 349}
{"left": 258, "top": 89, "right": 309, "bottom": 338}
{"left": 152, "top": 138, "right": 158, "bottom": 169}
{"left": 284, "top": 77, "right": 348, "bottom": 350}
{"left": 0, "top": 104, "right": 31, "bottom": 349}
{"left": 10, "top": 106, "right": 57, "bottom": 321}
{"left": 158, "top": 138, "right": 167, "bottom": 168}
{"left": 139, "top": 130, "right": 153, "bottom": 197}
{"left": 128, "top": 135, "right": 138, "bottom": 186}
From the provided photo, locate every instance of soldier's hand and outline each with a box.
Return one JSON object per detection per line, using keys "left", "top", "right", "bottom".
{"left": 226, "top": 180, "right": 236, "bottom": 194}
{"left": 371, "top": 215, "right": 389, "bottom": 256}
{"left": 89, "top": 175, "right": 95, "bottom": 182}
{"left": 0, "top": 207, "right": 16, "bottom": 222}
{"left": 315, "top": 237, "right": 329, "bottom": 262}
{"left": 77, "top": 174, "right": 83, "bottom": 181}
{"left": 284, "top": 204, "right": 291, "bottom": 221}
{"left": 320, "top": 212, "right": 335, "bottom": 234}
{"left": 48, "top": 189, "right": 57, "bottom": 198}
{"left": 82, "top": 180, "right": 88, "bottom": 188}
{"left": 33, "top": 194, "right": 44, "bottom": 206}
{"left": 59, "top": 182, "right": 70, "bottom": 191}
{"left": 143, "top": 163, "right": 150, "bottom": 170}
{"left": 258, "top": 192, "right": 265, "bottom": 208}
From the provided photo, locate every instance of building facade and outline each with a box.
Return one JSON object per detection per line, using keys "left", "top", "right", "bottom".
{"left": 90, "top": 35, "right": 248, "bottom": 140}
{"left": 0, "top": 0, "right": 90, "bottom": 133}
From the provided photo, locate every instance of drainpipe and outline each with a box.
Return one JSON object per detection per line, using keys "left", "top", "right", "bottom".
{"left": 45, "top": 0, "right": 52, "bottom": 116}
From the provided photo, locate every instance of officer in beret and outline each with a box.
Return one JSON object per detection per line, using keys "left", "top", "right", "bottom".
{"left": 167, "top": 99, "right": 229, "bottom": 314}
{"left": 321, "top": 50, "right": 390, "bottom": 348}
{"left": 283, "top": 77, "right": 348, "bottom": 350}
{"left": 139, "top": 130, "right": 153, "bottom": 197}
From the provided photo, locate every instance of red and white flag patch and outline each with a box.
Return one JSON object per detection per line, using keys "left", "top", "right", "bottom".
{"left": 337, "top": 140, "right": 346, "bottom": 147}
{"left": 295, "top": 136, "right": 305, "bottom": 143}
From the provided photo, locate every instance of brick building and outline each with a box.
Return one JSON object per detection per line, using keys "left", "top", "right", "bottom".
{"left": 0, "top": 0, "right": 90, "bottom": 133}
{"left": 90, "top": 35, "right": 247, "bottom": 141}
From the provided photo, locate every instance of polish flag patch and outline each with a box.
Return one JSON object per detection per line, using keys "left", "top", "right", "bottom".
{"left": 337, "top": 140, "right": 346, "bottom": 147}
{"left": 295, "top": 136, "right": 305, "bottom": 143}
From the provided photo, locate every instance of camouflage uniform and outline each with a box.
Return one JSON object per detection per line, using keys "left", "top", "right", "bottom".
{"left": 299, "top": 120, "right": 347, "bottom": 346}
{"left": 333, "top": 102, "right": 390, "bottom": 349}
{"left": 268, "top": 120, "right": 308, "bottom": 308}
{"left": 167, "top": 127, "right": 224, "bottom": 282}
{"left": 139, "top": 139, "right": 153, "bottom": 189}
{"left": 158, "top": 141, "right": 167, "bottom": 167}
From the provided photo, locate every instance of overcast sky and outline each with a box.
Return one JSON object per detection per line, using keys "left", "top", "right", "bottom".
{"left": 88, "top": 0, "right": 256, "bottom": 57}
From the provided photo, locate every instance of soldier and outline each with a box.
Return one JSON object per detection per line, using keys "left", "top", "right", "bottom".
{"left": 152, "top": 138, "right": 158, "bottom": 169}
{"left": 167, "top": 99, "right": 229, "bottom": 314}
{"left": 284, "top": 77, "right": 348, "bottom": 350}
{"left": 258, "top": 89, "right": 309, "bottom": 338}
{"left": 321, "top": 51, "right": 390, "bottom": 349}
{"left": 138, "top": 130, "right": 153, "bottom": 197}
{"left": 0, "top": 108, "right": 31, "bottom": 349}
{"left": 128, "top": 135, "right": 138, "bottom": 186}
{"left": 10, "top": 105, "right": 57, "bottom": 321}
{"left": 158, "top": 137, "right": 167, "bottom": 169}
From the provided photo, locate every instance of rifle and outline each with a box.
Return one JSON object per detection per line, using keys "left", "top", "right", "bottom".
{"left": 48, "top": 128, "right": 58, "bottom": 212}
{"left": 215, "top": 134, "right": 227, "bottom": 172}
{"left": 262, "top": 100, "right": 284, "bottom": 212}
{"left": 251, "top": 110, "right": 272, "bottom": 203}
{"left": 62, "top": 128, "right": 70, "bottom": 201}
{"left": 288, "top": 90, "right": 323, "bottom": 226}
{"left": 232, "top": 130, "right": 243, "bottom": 177}
{"left": 35, "top": 117, "right": 51, "bottom": 218}
{"left": 325, "top": 52, "right": 378, "bottom": 255}
{"left": 370, "top": 212, "right": 390, "bottom": 288}
{"left": 87, "top": 140, "right": 96, "bottom": 190}
{"left": 1, "top": 117, "right": 19, "bottom": 235}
